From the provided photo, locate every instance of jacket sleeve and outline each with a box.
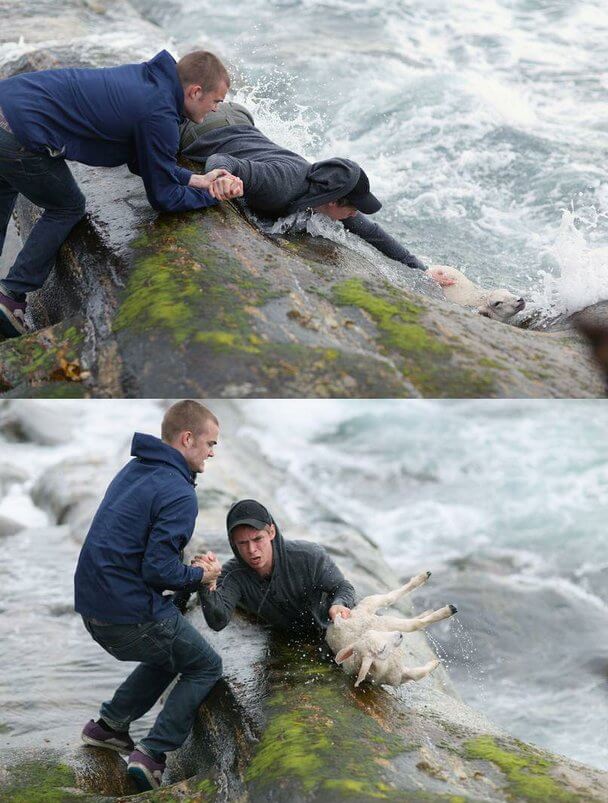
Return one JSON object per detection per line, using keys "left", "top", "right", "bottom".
{"left": 198, "top": 569, "right": 243, "bottom": 631}
{"left": 132, "top": 112, "right": 219, "bottom": 212}
{"left": 314, "top": 547, "right": 356, "bottom": 610}
{"left": 141, "top": 495, "right": 204, "bottom": 592}
{"left": 342, "top": 213, "right": 426, "bottom": 270}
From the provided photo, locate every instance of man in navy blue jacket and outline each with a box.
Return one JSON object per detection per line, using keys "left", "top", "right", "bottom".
{"left": 74, "top": 399, "right": 222, "bottom": 792}
{"left": 0, "top": 50, "right": 243, "bottom": 338}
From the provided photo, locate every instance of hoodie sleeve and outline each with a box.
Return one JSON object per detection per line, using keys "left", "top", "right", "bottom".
{"left": 342, "top": 213, "right": 426, "bottom": 270}
{"left": 132, "top": 111, "right": 219, "bottom": 212}
{"left": 198, "top": 568, "right": 243, "bottom": 631}
{"left": 313, "top": 546, "right": 356, "bottom": 610}
{"left": 141, "top": 494, "right": 204, "bottom": 592}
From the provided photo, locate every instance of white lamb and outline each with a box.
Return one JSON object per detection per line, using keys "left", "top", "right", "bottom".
{"left": 326, "top": 571, "right": 456, "bottom": 687}
{"left": 427, "top": 264, "right": 525, "bottom": 321}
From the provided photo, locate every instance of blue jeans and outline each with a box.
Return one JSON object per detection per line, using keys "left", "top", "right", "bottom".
{"left": 0, "top": 128, "right": 86, "bottom": 300}
{"left": 84, "top": 612, "right": 222, "bottom": 759}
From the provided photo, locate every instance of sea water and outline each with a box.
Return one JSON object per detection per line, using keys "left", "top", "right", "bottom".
{"left": 129, "top": 0, "right": 608, "bottom": 323}
{"left": 3, "top": 1, "right": 608, "bottom": 321}
{"left": 0, "top": 400, "right": 606, "bottom": 770}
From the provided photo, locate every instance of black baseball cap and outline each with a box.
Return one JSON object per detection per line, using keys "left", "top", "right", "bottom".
{"left": 345, "top": 168, "right": 382, "bottom": 215}
{"left": 227, "top": 499, "right": 273, "bottom": 536}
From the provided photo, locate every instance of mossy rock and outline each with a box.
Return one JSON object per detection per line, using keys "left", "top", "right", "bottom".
{"left": 332, "top": 279, "right": 496, "bottom": 397}
{"left": 0, "top": 320, "right": 88, "bottom": 398}
{"left": 464, "top": 736, "right": 580, "bottom": 802}
{"left": 1, "top": 759, "right": 83, "bottom": 803}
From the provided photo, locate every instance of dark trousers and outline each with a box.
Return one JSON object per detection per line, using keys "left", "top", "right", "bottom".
{"left": 84, "top": 612, "right": 222, "bottom": 759}
{"left": 0, "top": 128, "right": 86, "bottom": 300}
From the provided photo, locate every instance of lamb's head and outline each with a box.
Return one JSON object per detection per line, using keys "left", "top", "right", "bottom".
{"left": 334, "top": 629, "right": 404, "bottom": 687}
{"left": 478, "top": 289, "right": 525, "bottom": 321}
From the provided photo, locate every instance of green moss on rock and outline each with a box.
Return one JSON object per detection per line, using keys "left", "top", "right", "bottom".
{"left": 332, "top": 279, "right": 495, "bottom": 397}
{"left": 333, "top": 278, "right": 439, "bottom": 355}
{"left": 113, "top": 217, "right": 278, "bottom": 351}
{"left": 3, "top": 759, "right": 78, "bottom": 803}
{"left": 465, "top": 736, "right": 578, "bottom": 802}
{"left": 0, "top": 321, "right": 86, "bottom": 396}
{"left": 244, "top": 640, "right": 407, "bottom": 800}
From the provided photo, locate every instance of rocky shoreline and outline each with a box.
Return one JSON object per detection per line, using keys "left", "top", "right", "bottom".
{"left": 2, "top": 399, "right": 608, "bottom": 801}
{"left": 0, "top": 1, "right": 606, "bottom": 398}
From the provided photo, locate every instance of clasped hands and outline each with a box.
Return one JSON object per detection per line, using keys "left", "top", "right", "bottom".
{"left": 191, "top": 551, "right": 222, "bottom": 591}
{"left": 188, "top": 168, "right": 244, "bottom": 201}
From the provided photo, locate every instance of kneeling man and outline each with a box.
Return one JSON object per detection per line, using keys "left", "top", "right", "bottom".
{"left": 198, "top": 499, "right": 355, "bottom": 636}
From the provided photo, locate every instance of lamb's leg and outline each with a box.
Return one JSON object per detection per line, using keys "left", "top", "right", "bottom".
{"left": 401, "top": 659, "right": 440, "bottom": 682}
{"left": 354, "top": 656, "right": 374, "bottom": 687}
{"left": 357, "top": 571, "right": 432, "bottom": 615}
{"left": 373, "top": 604, "right": 457, "bottom": 633}
{"left": 373, "top": 615, "right": 428, "bottom": 633}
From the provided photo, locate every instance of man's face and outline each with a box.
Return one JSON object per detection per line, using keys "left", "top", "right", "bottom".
{"left": 183, "top": 81, "right": 229, "bottom": 124}
{"left": 232, "top": 524, "right": 276, "bottom": 575}
{"left": 183, "top": 421, "right": 219, "bottom": 473}
{"left": 314, "top": 200, "right": 359, "bottom": 221}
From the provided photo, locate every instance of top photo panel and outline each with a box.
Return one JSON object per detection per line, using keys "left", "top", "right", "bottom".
{"left": 1, "top": 0, "right": 608, "bottom": 399}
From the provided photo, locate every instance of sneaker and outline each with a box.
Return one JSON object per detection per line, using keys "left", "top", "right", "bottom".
{"left": 81, "top": 719, "right": 135, "bottom": 754}
{"left": 127, "top": 749, "right": 166, "bottom": 791}
{"left": 0, "top": 291, "right": 27, "bottom": 338}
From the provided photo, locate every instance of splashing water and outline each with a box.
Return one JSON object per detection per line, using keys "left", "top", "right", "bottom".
{"left": 532, "top": 206, "right": 608, "bottom": 319}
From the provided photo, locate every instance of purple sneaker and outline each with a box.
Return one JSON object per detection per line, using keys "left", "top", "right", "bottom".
{"left": 127, "top": 749, "right": 166, "bottom": 791}
{"left": 81, "top": 719, "right": 134, "bottom": 754}
{"left": 0, "top": 292, "right": 27, "bottom": 338}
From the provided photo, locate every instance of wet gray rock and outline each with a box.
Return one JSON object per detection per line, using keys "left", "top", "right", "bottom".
{"left": 0, "top": 743, "right": 136, "bottom": 800}
{"left": 2, "top": 401, "right": 608, "bottom": 800}
{"left": 31, "top": 455, "right": 118, "bottom": 537}
{"left": 0, "top": 4, "right": 605, "bottom": 398}
{"left": 0, "top": 400, "right": 76, "bottom": 445}
{"left": 0, "top": 514, "right": 24, "bottom": 537}
{"left": 0, "top": 463, "right": 29, "bottom": 497}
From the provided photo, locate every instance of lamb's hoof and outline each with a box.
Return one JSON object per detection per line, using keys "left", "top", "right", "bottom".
{"left": 449, "top": 604, "right": 457, "bottom": 614}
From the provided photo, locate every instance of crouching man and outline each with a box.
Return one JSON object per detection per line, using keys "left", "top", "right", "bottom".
{"left": 197, "top": 499, "right": 356, "bottom": 637}
{"left": 0, "top": 51, "right": 243, "bottom": 338}
{"left": 74, "top": 400, "right": 223, "bottom": 792}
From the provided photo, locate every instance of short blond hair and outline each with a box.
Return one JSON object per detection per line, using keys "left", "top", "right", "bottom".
{"left": 161, "top": 400, "right": 218, "bottom": 443}
{"left": 177, "top": 51, "right": 230, "bottom": 92}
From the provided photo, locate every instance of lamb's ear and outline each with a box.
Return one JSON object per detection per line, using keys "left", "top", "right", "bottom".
{"left": 354, "top": 656, "right": 373, "bottom": 687}
{"left": 334, "top": 644, "right": 356, "bottom": 664}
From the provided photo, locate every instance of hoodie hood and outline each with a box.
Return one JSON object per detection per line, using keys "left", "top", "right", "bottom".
{"left": 285, "top": 157, "right": 379, "bottom": 214}
{"left": 146, "top": 50, "right": 184, "bottom": 118}
{"left": 131, "top": 432, "right": 195, "bottom": 485}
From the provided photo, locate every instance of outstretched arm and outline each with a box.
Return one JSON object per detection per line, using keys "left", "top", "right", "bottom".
{"left": 314, "top": 546, "right": 356, "bottom": 617}
{"left": 342, "top": 213, "right": 426, "bottom": 270}
{"left": 198, "top": 569, "right": 243, "bottom": 631}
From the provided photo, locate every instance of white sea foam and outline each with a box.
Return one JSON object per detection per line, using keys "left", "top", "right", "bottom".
{"left": 140, "top": 0, "right": 608, "bottom": 321}
{"left": 1, "top": 400, "right": 607, "bottom": 768}
{"left": 532, "top": 208, "right": 608, "bottom": 315}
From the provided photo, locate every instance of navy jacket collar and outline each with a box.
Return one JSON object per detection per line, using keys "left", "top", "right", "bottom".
{"left": 146, "top": 50, "right": 184, "bottom": 117}
{"left": 131, "top": 432, "right": 195, "bottom": 485}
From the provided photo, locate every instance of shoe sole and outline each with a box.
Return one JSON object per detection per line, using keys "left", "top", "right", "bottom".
{"left": 0, "top": 305, "right": 26, "bottom": 338}
{"left": 81, "top": 733, "right": 133, "bottom": 754}
{"left": 127, "top": 764, "right": 161, "bottom": 792}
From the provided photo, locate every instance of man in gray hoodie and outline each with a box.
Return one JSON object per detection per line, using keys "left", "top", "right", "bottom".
{"left": 179, "top": 103, "right": 427, "bottom": 272}
{"left": 197, "top": 499, "right": 355, "bottom": 636}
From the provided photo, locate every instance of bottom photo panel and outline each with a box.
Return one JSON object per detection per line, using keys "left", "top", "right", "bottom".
{"left": 0, "top": 398, "right": 606, "bottom": 802}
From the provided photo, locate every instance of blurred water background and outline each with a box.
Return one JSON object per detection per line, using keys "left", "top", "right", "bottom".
{"left": 0, "top": 400, "right": 606, "bottom": 769}
{"left": 3, "top": 1, "right": 608, "bottom": 322}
